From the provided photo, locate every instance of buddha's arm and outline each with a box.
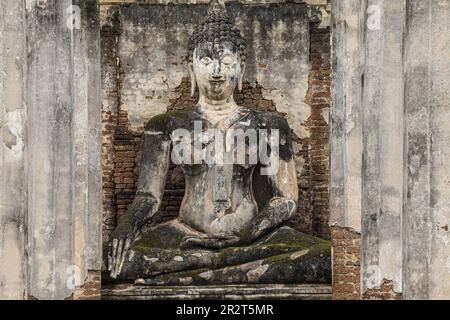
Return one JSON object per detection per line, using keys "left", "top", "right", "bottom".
{"left": 123, "top": 134, "right": 171, "bottom": 232}
{"left": 108, "top": 125, "right": 171, "bottom": 278}
{"left": 239, "top": 115, "right": 299, "bottom": 241}
{"left": 239, "top": 159, "right": 298, "bottom": 242}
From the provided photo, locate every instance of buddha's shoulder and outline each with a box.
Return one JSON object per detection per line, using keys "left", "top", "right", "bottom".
{"left": 250, "top": 111, "right": 294, "bottom": 160}
{"left": 144, "top": 110, "right": 202, "bottom": 133}
{"left": 250, "top": 111, "right": 291, "bottom": 131}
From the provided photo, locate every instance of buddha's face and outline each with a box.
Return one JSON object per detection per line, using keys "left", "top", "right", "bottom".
{"left": 189, "top": 41, "right": 245, "bottom": 102}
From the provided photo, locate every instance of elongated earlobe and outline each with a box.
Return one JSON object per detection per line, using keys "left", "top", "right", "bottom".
{"left": 238, "top": 62, "right": 246, "bottom": 92}
{"left": 188, "top": 62, "right": 197, "bottom": 97}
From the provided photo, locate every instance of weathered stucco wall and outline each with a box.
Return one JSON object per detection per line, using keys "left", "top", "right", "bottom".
{"left": 0, "top": 0, "right": 102, "bottom": 300}
{"left": 0, "top": 0, "right": 27, "bottom": 300}
{"left": 100, "top": 0, "right": 333, "bottom": 242}
{"left": 330, "top": 0, "right": 364, "bottom": 299}
{"left": 403, "top": 0, "right": 450, "bottom": 300}
{"left": 331, "top": 0, "right": 405, "bottom": 300}
{"left": 112, "top": 2, "right": 311, "bottom": 134}
{"left": 331, "top": 0, "right": 450, "bottom": 300}
{"left": 359, "top": 0, "right": 405, "bottom": 299}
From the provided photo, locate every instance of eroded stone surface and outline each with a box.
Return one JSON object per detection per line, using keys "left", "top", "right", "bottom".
{"left": 106, "top": 223, "right": 331, "bottom": 284}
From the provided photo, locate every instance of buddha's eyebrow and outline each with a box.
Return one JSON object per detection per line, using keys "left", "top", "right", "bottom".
{"left": 220, "top": 52, "right": 234, "bottom": 58}
{"left": 196, "top": 47, "right": 213, "bottom": 58}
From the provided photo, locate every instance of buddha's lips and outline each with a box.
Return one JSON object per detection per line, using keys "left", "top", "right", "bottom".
{"left": 209, "top": 79, "right": 226, "bottom": 84}
{"left": 209, "top": 80, "right": 226, "bottom": 93}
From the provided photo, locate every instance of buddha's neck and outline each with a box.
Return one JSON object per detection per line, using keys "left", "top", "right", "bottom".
{"left": 197, "top": 96, "right": 239, "bottom": 124}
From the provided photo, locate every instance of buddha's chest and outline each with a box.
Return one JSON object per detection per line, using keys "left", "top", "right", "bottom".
{"left": 171, "top": 114, "right": 272, "bottom": 171}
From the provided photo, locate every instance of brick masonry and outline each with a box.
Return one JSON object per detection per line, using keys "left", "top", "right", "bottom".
{"left": 289, "top": 25, "right": 331, "bottom": 239}
{"left": 74, "top": 271, "right": 102, "bottom": 300}
{"left": 303, "top": 26, "right": 331, "bottom": 240}
{"left": 331, "top": 226, "right": 361, "bottom": 300}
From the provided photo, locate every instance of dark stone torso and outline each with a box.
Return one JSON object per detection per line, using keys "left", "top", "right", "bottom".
{"left": 145, "top": 107, "right": 294, "bottom": 235}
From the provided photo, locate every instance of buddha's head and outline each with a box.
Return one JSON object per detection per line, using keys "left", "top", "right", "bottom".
{"left": 187, "top": 0, "right": 247, "bottom": 103}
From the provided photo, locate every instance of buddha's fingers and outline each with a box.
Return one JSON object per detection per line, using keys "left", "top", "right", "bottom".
{"left": 111, "top": 239, "right": 122, "bottom": 278}
{"left": 118, "top": 238, "right": 132, "bottom": 277}
{"left": 107, "top": 241, "right": 114, "bottom": 271}
{"left": 181, "top": 234, "right": 240, "bottom": 250}
{"left": 180, "top": 237, "right": 201, "bottom": 249}
{"left": 181, "top": 234, "right": 208, "bottom": 242}
{"left": 213, "top": 233, "right": 236, "bottom": 241}
{"left": 207, "top": 236, "right": 240, "bottom": 249}
{"left": 114, "top": 239, "right": 126, "bottom": 278}
{"left": 109, "top": 239, "right": 119, "bottom": 275}
{"left": 194, "top": 236, "right": 240, "bottom": 249}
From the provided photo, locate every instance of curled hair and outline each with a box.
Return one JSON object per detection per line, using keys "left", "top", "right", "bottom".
{"left": 187, "top": 2, "right": 247, "bottom": 62}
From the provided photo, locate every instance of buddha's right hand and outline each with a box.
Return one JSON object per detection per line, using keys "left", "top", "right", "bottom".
{"left": 108, "top": 224, "right": 135, "bottom": 279}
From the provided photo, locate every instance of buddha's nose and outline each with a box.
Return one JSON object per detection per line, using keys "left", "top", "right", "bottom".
{"left": 212, "top": 59, "right": 222, "bottom": 78}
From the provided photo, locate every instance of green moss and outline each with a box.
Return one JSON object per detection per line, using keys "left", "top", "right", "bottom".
{"left": 113, "top": 215, "right": 133, "bottom": 235}
{"left": 262, "top": 241, "right": 331, "bottom": 265}
{"left": 133, "top": 223, "right": 188, "bottom": 253}
{"left": 212, "top": 230, "right": 330, "bottom": 270}
{"left": 307, "top": 241, "right": 332, "bottom": 257}
{"left": 132, "top": 224, "right": 331, "bottom": 266}
{"left": 130, "top": 229, "right": 331, "bottom": 285}
{"left": 262, "top": 252, "right": 292, "bottom": 265}
{"left": 262, "top": 228, "right": 323, "bottom": 246}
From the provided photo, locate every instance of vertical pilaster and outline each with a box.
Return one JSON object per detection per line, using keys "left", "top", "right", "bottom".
{"left": 361, "top": 0, "right": 405, "bottom": 296}
{"left": 85, "top": 0, "right": 102, "bottom": 273}
{"left": 71, "top": 0, "right": 102, "bottom": 283}
{"left": 330, "top": 0, "right": 366, "bottom": 300}
{"left": 428, "top": 0, "right": 450, "bottom": 300}
{"left": 0, "top": 0, "right": 27, "bottom": 300}
{"left": 26, "top": 0, "right": 75, "bottom": 300}
{"left": 330, "top": 0, "right": 366, "bottom": 231}
{"left": 73, "top": 0, "right": 89, "bottom": 284}
{"left": 403, "top": 0, "right": 432, "bottom": 300}
{"left": 404, "top": 0, "right": 450, "bottom": 300}
{"left": 24, "top": 0, "right": 101, "bottom": 300}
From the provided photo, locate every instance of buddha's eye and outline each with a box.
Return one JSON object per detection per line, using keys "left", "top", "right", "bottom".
{"left": 200, "top": 57, "right": 212, "bottom": 64}
{"left": 221, "top": 55, "right": 234, "bottom": 65}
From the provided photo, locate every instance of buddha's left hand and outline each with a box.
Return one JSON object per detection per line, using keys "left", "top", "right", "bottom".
{"left": 108, "top": 223, "right": 137, "bottom": 279}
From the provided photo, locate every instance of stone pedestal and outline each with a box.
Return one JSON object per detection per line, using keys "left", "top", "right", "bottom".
{"left": 102, "top": 284, "right": 332, "bottom": 300}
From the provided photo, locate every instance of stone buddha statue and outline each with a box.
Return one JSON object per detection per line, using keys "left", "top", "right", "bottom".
{"left": 106, "top": 0, "right": 330, "bottom": 285}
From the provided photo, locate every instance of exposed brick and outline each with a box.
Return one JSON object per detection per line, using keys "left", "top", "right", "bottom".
{"left": 363, "top": 279, "right": 402, "bottom": 300}
{"left": 101, "top": 6, "right": 121, "bottom": 239}
{"left": 74, "top": 271, "right": 101, "bottom": 300}
{"left": 331, "top": 226, "right": 361, "bottom": 300}
{"left": 291, "top": 26, "right": 331, "bottom": 240}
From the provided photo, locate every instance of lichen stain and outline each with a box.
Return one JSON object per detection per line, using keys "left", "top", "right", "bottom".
{"left": 1, "top": 111, "right": 24, "bottom": 155}
{"left": 1, "top": 125, "right": 17, "bottom": 150}
{"left": 245, "top": 262, "right": 269, "bottom": 282}
{"left": 290, "top": 249, "right": 309, "bottom": 260}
